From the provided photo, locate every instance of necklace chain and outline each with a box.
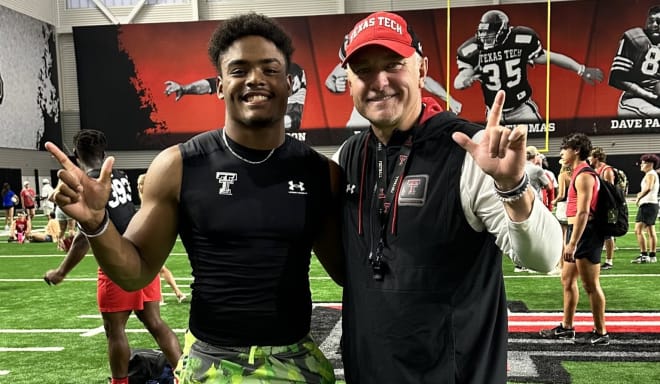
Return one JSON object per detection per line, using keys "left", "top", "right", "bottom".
{"left": 222, "top": 130, "right": 275, "bottom": 165}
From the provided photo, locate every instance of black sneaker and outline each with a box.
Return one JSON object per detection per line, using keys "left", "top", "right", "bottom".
{"left": 600, "top": 262, "right": 613, "bottom": 270}
{"left": 539, "top": 323, "right": 575, "bottom": 340}
{"left": 575, "top": 329, "right": 610, "bottom": 346}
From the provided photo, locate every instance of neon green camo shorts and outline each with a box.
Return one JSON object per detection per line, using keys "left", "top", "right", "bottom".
{"left": 174, "top": 331, "right": 336, "bottom": 384}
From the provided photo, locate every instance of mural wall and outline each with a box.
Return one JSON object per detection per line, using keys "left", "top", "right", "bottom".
{"left": 72, "top": 0, "right": 660, "bottom": 149}
{"left": 0, "top": 4, "right": 61, "bottom": 150}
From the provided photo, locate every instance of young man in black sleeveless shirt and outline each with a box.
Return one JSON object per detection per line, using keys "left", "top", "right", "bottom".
{"left": 46, "top": 13, "right": 343, "bottom": 384}
{"left": 335, "top": 11, "right": 562, "bottom": 384}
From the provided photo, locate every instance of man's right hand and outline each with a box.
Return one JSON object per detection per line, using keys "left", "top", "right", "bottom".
{"left": 164, "top": 80, "right": 184, "bottom": 101}
{"left": 165, "top": 80, "right": 184, "bottom": 101}
{"left": 44, "top": 269, "right": 65, "bottom": 285}
{"left": 45, "top": 142, "right": 114, "bottom": 232}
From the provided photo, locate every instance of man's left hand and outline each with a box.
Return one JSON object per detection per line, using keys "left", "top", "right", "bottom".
{"left": 451, "top": 90, "right": 527, "bottom": 190}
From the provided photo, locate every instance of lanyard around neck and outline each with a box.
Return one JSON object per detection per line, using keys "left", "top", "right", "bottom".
{"left": 375, "top": 133, "right": 413, "bottom": 230}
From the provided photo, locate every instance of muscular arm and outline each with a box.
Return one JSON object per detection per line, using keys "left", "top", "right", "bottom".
{"left": 602, "top": 167, "right": 616, "bottom": 184}
{"left": 312, "top": 160, "right": 345, "bottom": 286}
{"left": 613, "top": 79, "right": 657, "bottom": 100}
{"left": 86, "top": 146, "right": 182, "bottom": 291}
{"left": 535, "top": 50, "right": 603, "bottom": 85}
{"left": 44, "top": 232, "right": 90, "bottom": 285}
{"left": 164, "top": 78, "right": 215, "bottom": 101}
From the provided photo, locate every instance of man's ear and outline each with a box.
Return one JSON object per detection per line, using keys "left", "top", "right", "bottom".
{"left": 216, "top": 76, "right": 224, "bottom": 99}
{"left": 287, "top": 73, "right": 293, "bottom": 96}
{"left": 418, "top": 56, "right": 429, "bottom": 88}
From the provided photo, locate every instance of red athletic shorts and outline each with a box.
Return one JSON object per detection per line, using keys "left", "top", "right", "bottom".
{"left": 97, "top": 268, "right": 161, "bottom": 313}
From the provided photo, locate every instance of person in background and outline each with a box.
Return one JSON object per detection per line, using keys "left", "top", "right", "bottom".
{"left": 549, "top": 159, "right": 572, "bottom": 276}
{"left": 525, "top": 146, "right": 552, "bottom": 199}
{"left": 588, "top": 147, "right": 618, "bottom": 270}
{"left": 455, "top": 9, "right": 603, "bottom": 124}
{"left": 55, "top": 206, "right": 76, "bottom": 251}
{"left": 137, "top": 173, "right": 187, "bottom": 304}
{"left": 539, "top": 154, "right": 557, "bottom": 211}
{"left": 20, "top": 181, "right": 37, "bottom": 220}
{"left": 609, "top": 6, "right": 660, "bottom": 117}
{"left": 44, "top": 130, "right": 182, "bottom": 384}
{"left": 29, "top": 211, "right": 60, "bottom": 243}
{"left": 514, "top": 145, "right": 552, "bottom": 273}
{"left": 40, "top": 178, "right": 55, "bottom": 217}
{"left": 335, "top": 11, "right": 561, "bottom": 383}
{"left": 552, "top": 159, "right": 572, "bottom": 241}
{"left": 47, "top": 13, "right": 343, "bottom": 384}
{"left": 540, "top": 133, "right": 609, "bottom": 346}
{"left": 9, "top": 210, "right": 31, "bottom": 243}
{"left": 631, "top": 153, "right": 659, "bottom": 263}
{"left": 1, "top": 182, "right": 18, "bottom": 231}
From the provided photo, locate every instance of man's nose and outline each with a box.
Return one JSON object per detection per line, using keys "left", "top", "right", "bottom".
{"left": 246, "top": 69, "right": 265, "bottom": 86}
{"left": 371, "top": 70, "right": 390, "bottom": 89}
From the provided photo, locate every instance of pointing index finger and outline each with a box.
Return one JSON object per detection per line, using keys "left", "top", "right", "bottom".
{"left": 45, "top": 141, "right": 77, "bottom": 172}
{"left": 486, "top": 90, "right": 506, "bottom": 130}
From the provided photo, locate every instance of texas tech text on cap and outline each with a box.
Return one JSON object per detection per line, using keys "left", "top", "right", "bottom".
{"left": 342, "top": 11, "right": 423, "bottom": 66}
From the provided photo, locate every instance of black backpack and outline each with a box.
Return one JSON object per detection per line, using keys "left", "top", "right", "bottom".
{"left": 603, "top": 165, "right": 629, "bottom": 195}
{"left": 127, "top": 349, "right": 175, "bottom": 384}
{"left": 576, "top": 167, "right": 629, "bottom": 237}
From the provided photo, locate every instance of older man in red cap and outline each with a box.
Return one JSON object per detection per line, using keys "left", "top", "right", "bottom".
{"left": 334, "top": 11, "right": 561, "bottom": 384}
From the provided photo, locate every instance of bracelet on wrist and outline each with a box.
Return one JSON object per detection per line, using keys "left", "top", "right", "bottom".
{"left": 493, "top": 173, "right": 530, "bottom": 203}
{"left": 77, "top": 210, "right": 110, "bottom": 238}
{"left": 577, "top": 64, "right": 586, "bottom": 77}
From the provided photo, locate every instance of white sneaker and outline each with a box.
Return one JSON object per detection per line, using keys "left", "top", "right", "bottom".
{"left": 631, "top": 255, "right": 651, "bottom": 264}
{"left": 650, "top": 257, "right": 658, "bottom": 263}
{"left": 177, "top": 294, "right": 188, "bottom": 303}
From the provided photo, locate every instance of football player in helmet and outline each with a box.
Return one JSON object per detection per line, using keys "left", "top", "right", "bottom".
{"left": 455, "top": 9, "right": 603, "bottom": 125}
{"left": 609, "top": 6, "right": 660, "bottom": 117}
{"left": 164, "top": 62, "right": 307, "bottom": 131}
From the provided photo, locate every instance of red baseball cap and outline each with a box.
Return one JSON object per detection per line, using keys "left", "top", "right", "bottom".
{"left": 342, "top": 11, "right": 423, "bottom": 67}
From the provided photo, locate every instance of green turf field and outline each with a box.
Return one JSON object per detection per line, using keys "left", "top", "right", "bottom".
{"left": 0, "top": 202, "right": 659, "bottom": 383}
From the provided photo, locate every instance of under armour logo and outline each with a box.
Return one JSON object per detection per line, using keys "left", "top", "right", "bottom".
{"left": 346, "top": 184, "right": 357, "bottom": 194}
{"left": 288, "top": 180, "right": 307, "bottom": 195}
{"left": 216, "top": 172, "right": 237, "bottom": 195}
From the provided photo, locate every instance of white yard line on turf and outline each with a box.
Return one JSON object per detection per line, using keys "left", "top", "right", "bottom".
{"left": 0, "top": 328, "right": 188, "bottom": 334}
{"left": 0, "top": 277, "right": 194, "bottom": 282}
{"left": 0, "top": 252, "right": 189, "bottom": 258}
{"left": 0, "top": 347, "right": 63, "bottom": 352}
